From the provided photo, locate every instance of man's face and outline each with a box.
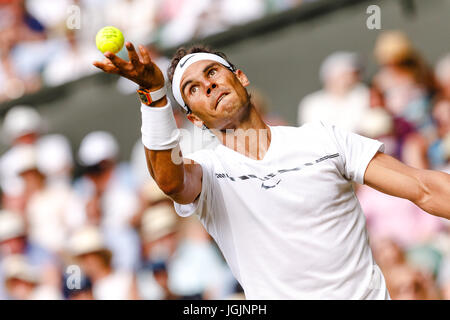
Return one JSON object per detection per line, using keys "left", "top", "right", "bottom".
{"left": 180, "top": 60, "right": 250, "bottom": 130}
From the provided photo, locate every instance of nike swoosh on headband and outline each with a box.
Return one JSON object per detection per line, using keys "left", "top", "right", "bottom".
{"left": 180, "top": 55, "right": 194, "bottom": 68}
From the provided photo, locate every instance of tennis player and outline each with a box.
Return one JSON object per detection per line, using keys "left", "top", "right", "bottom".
{"left": 94, "top": 42, "right": 450, "bottom": 299}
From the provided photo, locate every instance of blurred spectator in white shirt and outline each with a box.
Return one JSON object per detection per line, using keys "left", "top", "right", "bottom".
{"left": 19, "top": 137, "right": 83, "bottom": 255}
{"left": 158, "top": 0, "right": 212, "bottom": 47}
{"left": 43, "top": 28, "right": 100, "bottom": 87}
{"left": 298, "top": 51, "right": 370, "bottom": 133}
{"left": 25, "top": 0, "right": 73, "bottom": 37}
{"left": 0, "top": 105, "right": 44, "bottom": 214}
{"left": 73, "top": 131, "right": 140, "bottom": 271}
{"left": 218, "top": 0, "right": 266, "bottom": 27}
{"left": 0, "top": 211, "right": 61, "bottom": 299}
{"left": 105, "top": 0, "right": 159, "bottom": 44}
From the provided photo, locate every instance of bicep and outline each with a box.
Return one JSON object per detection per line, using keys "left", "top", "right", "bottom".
{"left": 363, "top": 152, "right": 423, "bottom": 203}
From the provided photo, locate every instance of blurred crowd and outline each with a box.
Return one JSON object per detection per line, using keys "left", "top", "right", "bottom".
{"left": 0, "top": 0, "right": 306, "bottom": 103}
{"left": 0, "top": 1, "right": 449, "bottom": 299}
{"left": 0, "top": 103, "right": 244, "bottom": 300}
{"left": 298, "top": 31, "right": 450, "bottom": 300}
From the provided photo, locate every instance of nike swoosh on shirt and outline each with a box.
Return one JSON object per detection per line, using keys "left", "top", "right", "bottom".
{"left": 180, "top": 56, "right": 194, "bottom": 68}
{"left": 261, "top": 179, "right": 281, "bottom": 189}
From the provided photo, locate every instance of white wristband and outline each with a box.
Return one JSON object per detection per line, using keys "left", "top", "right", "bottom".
{"left": 140, "top": 101, "right": 180, "bottom": 150}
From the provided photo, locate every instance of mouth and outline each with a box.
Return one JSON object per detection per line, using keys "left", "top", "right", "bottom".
{"left": 215, "top": 92, "right": 228, "bottom": 109}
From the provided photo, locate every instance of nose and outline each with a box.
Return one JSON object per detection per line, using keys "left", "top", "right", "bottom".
{"left": 206, "top": 83, "right": 217, "bottom": 96}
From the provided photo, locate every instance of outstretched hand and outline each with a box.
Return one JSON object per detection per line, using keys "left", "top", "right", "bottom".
{"left": 93, "top": 42, "right": 165, "bottom": 90}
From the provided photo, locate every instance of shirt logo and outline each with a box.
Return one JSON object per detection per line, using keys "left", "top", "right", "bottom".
{"left": 214, "top": 153, "right": 340, "bottom": 190}
{"left": 180, "top": 56, "right": 195, "bottom": 68}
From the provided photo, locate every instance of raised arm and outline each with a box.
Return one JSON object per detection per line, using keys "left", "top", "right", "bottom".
{"left": 364, "top": 152, "right": 450, "bottom": 219}
{"left": 93, "top": 42, "right": 202, "bottom": 204}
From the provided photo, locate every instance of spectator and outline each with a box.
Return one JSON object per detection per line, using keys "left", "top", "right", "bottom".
{"left": 434, "top": 53, "right": 450, "bottom": 100}
{"left": 371, "top": 238, "right": 406, "bottom": 272}
{"left": 0, "top": 105, "right": 44, "bottom": 213}
{"left": 62, "top": 272, "right": 94, "bottom": 300}
{"left": 138, "top": 203, "right": 235, "bottom": 299}
{"left": 427, "top": 90, "right": 450, "bottom": 169}
{"left": 74, "top": 131, "right": 140, "bottom": 271}
{"left": 10, "top": 141, "right": 82, "bottom": 255}
{"left": 169, "top": 215, "right": 237, "bottom": 299}
{"left": 0, "top": 0, "right": 48, "bottom": 100}
{"left": 384, "top": 263, "right": 440, "bottom": 300}
{"left": 0, "top": 211, "right": 60, "bottom": 299}
{"left": 105, "top": 0, "right": 159, "bottom": 45}
{"left": 68, "top": 226, "right": 138, "bottom": 299}
{"left": 371, "top": 31, "right": 436, "bottom": 167}
{"left": 42, "top": 28, "right": 100, "bottom": 87}
{"left": 2, "top": 254, "right": 39, "bottom": 300}
{"left": 298, "top": 51, "right": 370, "bottom": 133}
{"left": 137, "top": 203, "right": 181, "bottom": 300}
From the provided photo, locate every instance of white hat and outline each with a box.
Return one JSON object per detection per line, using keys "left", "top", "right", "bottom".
{"left": 78, "top": 131, "right": 119, "bottom": 166}
{"left": 0, "top": 211, "right": 26, "bottom": 242}
{"left": 319, "top": 51, "right": 361, "bottom": 84}
{"left": 141, "top": 204, "right": 178, "bottom": 242}
{"left": 68, "top": 226, "right": 108, "bottom": 256}
{"left": 2, "top": 105, "right": 42, "bottom": 144}
{"left": 2, "top": 254, "right": 39, "bottom": 283}
{"left": 36, "top": 134, "right": 73, "bottom": 176}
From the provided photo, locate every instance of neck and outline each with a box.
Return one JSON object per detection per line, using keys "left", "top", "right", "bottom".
{"left": 212, "top": 104, "right": 272, "bottom": 160}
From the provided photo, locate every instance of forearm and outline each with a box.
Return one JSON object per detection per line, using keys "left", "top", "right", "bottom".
{"left": 416, "top": 169, "right": 450, "bottom": 219}
{"left": 145, "top": 147, "right": 184, "bottom": 195}
{"left": 145, "top": 147, "right": 201, "bottom": 204}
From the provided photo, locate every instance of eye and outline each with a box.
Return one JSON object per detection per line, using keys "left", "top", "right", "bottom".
{"left": 190, "top": 86, "right": 199, "bottom": 95}
{"left": 208, "top": 69, "right": 217, "bottom": 77}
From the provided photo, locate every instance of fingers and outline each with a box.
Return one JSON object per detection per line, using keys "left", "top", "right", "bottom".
{"left": 104, "top": 51, "right": 128, "bottom": 69}
{"left": 93, "top": 59, "right": 120, "bottom": 74}
{"left": 126, "top": 42, "right": 141, "bottom": 68}
{"left": 139, "top": 45, "right": 151, "bottom": 65}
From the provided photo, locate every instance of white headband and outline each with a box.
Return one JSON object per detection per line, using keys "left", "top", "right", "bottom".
{"left": 171, "top": 53, "right": 232, "bottom": 113}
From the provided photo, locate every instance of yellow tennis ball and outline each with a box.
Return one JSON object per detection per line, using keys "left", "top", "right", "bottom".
{"left": 96, "top": 26, "right": 124, "bottom": 54}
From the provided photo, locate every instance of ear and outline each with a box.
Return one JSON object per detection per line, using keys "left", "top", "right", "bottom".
{"left": 234, "top": 69, "right": 250, "bottom": 87}
{"left": 186, "top": 113, "right": 204, "bottom": 129}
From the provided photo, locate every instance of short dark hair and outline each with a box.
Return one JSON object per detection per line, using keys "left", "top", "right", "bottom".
{"left": 168, "top": 45, "right": 237, "bottom": 85}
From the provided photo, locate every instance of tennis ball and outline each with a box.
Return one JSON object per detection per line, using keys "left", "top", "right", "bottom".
{"left": 96, "top": 26, "right": 124, "bottom": 54}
